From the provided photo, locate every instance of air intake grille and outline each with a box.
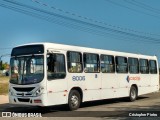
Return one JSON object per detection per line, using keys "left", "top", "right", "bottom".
{"left": 18, "top": 98, "right": 30, "bottom": 102}
{"left": 13, "top": 87, "right": 35, "bottom": 92}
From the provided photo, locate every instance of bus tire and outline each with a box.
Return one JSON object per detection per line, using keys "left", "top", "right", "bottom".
{"left": 68, "top": 90, "right": 81, "bottom": 111}
{"left": 129, "top": 86, "right": 137, "bottom": 102}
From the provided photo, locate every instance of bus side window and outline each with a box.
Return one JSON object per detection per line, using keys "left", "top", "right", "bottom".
{"left": 47, "top": 54, "right": 66, "bottom": 80}
{"left": 47, "top": 54, "right": 54, "bottom": 72}
{"left": 67, "top": 51, "right": 83, "bottom": 73}
{"left": 116, "top": 56, "right": 128, "bottom": 73}
{"left": 139, "top": 59, "right": 149, "bottom": 74}
{"left": 83, "top": 53, "right": 100, "bottom": 73}
{"left": 128, "top": 57, "right": 139, "bottom": 74}
{"left": 101, "top": 55, "right": 115, "bottom": 73}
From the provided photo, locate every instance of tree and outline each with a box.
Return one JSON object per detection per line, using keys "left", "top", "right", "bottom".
{"left": 0, "top": 62, "right": 9, "bottom": 70}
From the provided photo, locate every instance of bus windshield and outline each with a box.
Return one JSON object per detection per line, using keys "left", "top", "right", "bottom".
{"left": 10, "top": 55, "right": 44, "bottom": 85}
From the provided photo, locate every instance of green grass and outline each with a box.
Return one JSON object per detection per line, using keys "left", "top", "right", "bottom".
{"left": 0, "top": 82, "right": 8, "bottom": 95}
{"left": 0, "top": 76, "right": 9, "bottom": 83}
{"left": 0, "top": 76, "right": 9, "bottom": 95}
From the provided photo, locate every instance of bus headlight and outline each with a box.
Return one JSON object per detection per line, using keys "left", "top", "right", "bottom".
{"left": 33, "top": 87, "right": 44, "bottom": 96}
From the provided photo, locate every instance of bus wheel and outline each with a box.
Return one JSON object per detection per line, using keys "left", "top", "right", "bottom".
{"left": 68, "top": 90, "right": 81, "bottom": 111}
{"left": 129, "top": 86, "right": 137, "bottom": 102}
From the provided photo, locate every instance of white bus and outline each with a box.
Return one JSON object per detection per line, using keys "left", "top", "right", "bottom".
{"left": 9, "top": 42, "right": 159, "bottom": 110}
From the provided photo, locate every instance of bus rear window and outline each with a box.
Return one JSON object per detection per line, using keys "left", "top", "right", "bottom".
{"left": 149, "top": 60, "right": 157, "bottom": 74}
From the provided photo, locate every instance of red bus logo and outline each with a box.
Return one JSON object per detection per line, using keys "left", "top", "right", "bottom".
{"left": 128, "top": 76, "right": 141, "bottom": 81}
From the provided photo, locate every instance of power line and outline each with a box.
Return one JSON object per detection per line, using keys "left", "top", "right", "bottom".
{"left": 0, "top": 54, "right": 11, "bottom": 57}
{"left": 132, "top": 0, "right": 160, "bottom": 13}
{"left": 31, "top": 0, "right": 160, "bottom": 37}
{"left": 0, "top": 54, "right": 11, "bottom": 61}
{"left": 0, "top": 0, "right": 159, "bottom": 40}
{"left": 2, "top": 0, "right": 160, "bottom": 44}
{"left": 1, "top": 0, "right": 160, "bottom": 45}
{"left": 104, "top": 0, "right": 160, "bottom": 19}
{"left": 0, "top": 3, "right": 127, "bottom": 41}
{"left": 124, "top": 0, "right": 160, "bottom": 15}
{"left": 0, "top": 48, "right": 12, "bottom": 50}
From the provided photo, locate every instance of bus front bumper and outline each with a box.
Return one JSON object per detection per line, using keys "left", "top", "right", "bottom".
{"left": 9, "top": 94, "right": 47, "bottom": 106}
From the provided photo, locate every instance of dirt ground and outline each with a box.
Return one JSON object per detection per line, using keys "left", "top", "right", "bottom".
{"left": 0, "top": 95, "right": 8, "bottom": 104}
{"left": 0, "top": 76, "right": 9, "bottom": 84}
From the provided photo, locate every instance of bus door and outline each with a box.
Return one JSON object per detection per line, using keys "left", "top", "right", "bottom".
{"left": 114, "top": 56, "right": 128, "bottom": 97}
{"left": 100, "top": 55, "right": 118, "bottom": 99}
{"left": 83, "top": 53, "right": 101, "bottom": 101}
{"left": 46, "top": 49, "right": 68, "bottom": 105}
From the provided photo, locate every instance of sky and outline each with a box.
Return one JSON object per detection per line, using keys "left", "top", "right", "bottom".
{"left": 0, "top": 0, "right": 160, "bottom": 64}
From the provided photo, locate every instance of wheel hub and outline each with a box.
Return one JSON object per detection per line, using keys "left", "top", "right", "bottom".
{"left": 71, "top": 95, "right": 78, "bottom": 107}
{"left": 131, "top": 90, "right": 136, "bottom": 99}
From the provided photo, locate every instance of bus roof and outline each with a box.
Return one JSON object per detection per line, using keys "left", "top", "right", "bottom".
{"left": 15, "top": 42, "right": 157, "bottom": 59}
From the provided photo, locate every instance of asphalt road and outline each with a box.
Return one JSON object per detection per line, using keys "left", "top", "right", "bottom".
{"left": 0, "top": 91, "right": 160, "bottom": 119}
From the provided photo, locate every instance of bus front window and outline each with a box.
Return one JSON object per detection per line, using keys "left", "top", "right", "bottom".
{"left": 10, "top": 55, "right": 44, "bottom": 85}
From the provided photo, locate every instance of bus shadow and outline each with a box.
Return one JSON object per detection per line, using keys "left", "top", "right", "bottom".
{"left": 80, "top": 96, "right": 149, "bottom": 108}
{"left": 0, "top": 103, "right": 72, "bottom": 114}
{"left": 0, "top": 96, "right": 149, "bottom": 114}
